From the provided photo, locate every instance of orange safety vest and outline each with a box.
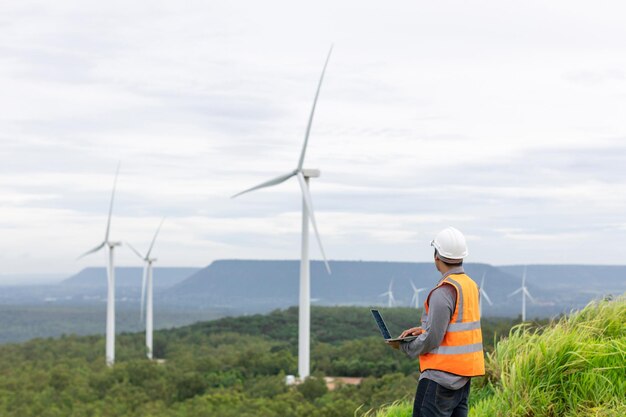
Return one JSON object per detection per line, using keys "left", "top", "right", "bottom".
{"left": 419, "top": 273, "right": 485, "bottom": 377}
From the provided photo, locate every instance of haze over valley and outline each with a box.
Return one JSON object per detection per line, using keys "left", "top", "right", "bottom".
{"left": 1, "top": 260, "right": 622, "bottom": 344}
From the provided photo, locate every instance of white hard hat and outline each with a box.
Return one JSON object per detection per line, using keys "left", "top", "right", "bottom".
{"left": 431, "top": 227, "right": 468, "bottom": 262}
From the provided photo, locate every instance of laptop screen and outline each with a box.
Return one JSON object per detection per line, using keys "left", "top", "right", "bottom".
{"left": 371, "top": 309, "right": 392, "bottom": 339}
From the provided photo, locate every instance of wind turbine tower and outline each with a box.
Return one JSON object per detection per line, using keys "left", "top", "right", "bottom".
{"left": 379, "top": 279, "right": 396, "bottom": 308}
{"left": 127, "top": 218, "right": 165, "bottom": 360}
{"left": 78, "top": 164, "right": 122, "bottom": 366}
{"left": 232, "top": 47, "right": 334, "bottom": 380}
{"left": 479, "top": 272, "right": 493, "bottom": 317}
{"left": 507, "top": 266, "right": 536, "bottom": 321}
{"left": 410, "top": 280, "right": 427, "bottom": 309}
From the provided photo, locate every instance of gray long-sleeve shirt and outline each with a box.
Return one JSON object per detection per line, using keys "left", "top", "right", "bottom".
{"left": 400, "top": 267, "right": 470, "bottom": 390}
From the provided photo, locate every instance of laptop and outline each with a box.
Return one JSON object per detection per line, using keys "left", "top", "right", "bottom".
{"left": 371, "top": 309, "right": 418, "bottom": 342}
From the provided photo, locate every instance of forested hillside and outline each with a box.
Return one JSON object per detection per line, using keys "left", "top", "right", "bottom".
{"left": 0, "top": 307, "right": 520, "bottom": 417}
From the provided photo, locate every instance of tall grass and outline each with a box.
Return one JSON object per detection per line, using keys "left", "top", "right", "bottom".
{"left": 360, "top": 401, "right": 410, "bottom": 417}
{"left": 372, "top": 296, "right": 625, "bottom": 417}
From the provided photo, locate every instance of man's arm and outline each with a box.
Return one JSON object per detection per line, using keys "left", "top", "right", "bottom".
{"left": 400, "top": 284, "right": 456, "bottom": 359}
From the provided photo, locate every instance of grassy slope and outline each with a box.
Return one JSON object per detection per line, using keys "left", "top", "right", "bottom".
{"left": 373, "top": 296, "right": 626, "bottom": 417}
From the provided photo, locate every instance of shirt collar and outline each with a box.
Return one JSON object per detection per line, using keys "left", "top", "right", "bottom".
{"left": 439, "top": 265, "right": 465, "bottom": 283}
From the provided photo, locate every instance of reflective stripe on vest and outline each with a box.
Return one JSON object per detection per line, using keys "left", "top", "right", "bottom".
{"left": 447, "top": 321, "right": 481, "bottom": 332}
{"left": 418, "top": 273, "right": 486, "bottom": 377}
{"left": 430, "top": 342, "right": 483, "bottom": 355}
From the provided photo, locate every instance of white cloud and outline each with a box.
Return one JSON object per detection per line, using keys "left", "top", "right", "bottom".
{"left": 1, "top": 0, "right": 626, "bottom": 275}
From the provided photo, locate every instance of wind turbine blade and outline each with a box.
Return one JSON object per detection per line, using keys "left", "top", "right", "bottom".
{"left": 480, "top": 272, "right": 486, "bottom": 289}
{"left": 104, "top": 163, "right": 121, "bottom": 242}
{"left": 379, "top": 292, "right": 389, "bottom": 297}
{"left": 126, "top": 242, "right": 144, "bottom": 260}
{"left": 410, "top": 280, "right": 417, "bottom": 292}
{"left": 231, "top": 171, "right": 296, "bottom": 199}
{"left": 508, "top": 287, "right": 523, "bottom": 298}
{"left": 146, "top": 217, "right": 165, "bottom": 258}
{"left": 297, "top": 45, "right": 333, "bottom": 171}
{"left": 140, "top": 265, "right": 147, "bottom": 321}
{"left": 77, "top": 242, "right": 106, "bottom": 259}
{"left": 481, "top": 289, "right": 493, "bottom": 306}
{"left": 296, "top": 172, "right": 331, "bottom": 274}
{"left": 523, "top": 288, "right": 537, "bottom": 304}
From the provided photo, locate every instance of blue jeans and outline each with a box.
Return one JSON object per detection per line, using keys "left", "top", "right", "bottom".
{"left": 412, "top": 378, "right": 470, "bottom": 417}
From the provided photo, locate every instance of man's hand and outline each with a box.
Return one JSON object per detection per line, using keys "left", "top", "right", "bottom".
{"left": 386, "top": 340, "right": 401, "bottom": 350}
{"left": 399, "top": 327, "right": 424, "bottom": 338}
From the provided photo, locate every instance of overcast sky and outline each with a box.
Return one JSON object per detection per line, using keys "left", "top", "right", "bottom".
{"left": 1, "top": 0, "right": 626, "bottom": 276}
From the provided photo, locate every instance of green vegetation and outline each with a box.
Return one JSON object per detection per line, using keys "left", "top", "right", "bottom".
{"left": 0, "top": 306, "right": 518, "bottom": 416}
{"left": 374, "top": 296, "right": 626, "bottom": 417}
{"left": 0, "top": 304, "right": 226, "bottom": 343}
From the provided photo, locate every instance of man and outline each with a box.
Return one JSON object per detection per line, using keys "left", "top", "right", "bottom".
{"left": 387, "top": 227, "right": 485, "bottom": 417}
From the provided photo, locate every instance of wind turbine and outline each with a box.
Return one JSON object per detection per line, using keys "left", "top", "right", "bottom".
{"left": 232, "top": 47, "right": 333, "bottom": 380}
{"left": 479, "top": 272, "right": 493, "bottom": 317}
{"left": 77, "top": 164, "right": 121, "bottom": 366}
{"left": 507, "top": 266, "right": 536, "bottom": 321}
{"left": 379, "top": 279, "right": 396, "bottom": 308}
{"left": 410, "top": 280, "right": 427, "bottom": 309}
{"left": 127, "top": 218, "right": 165, "bottom": 360}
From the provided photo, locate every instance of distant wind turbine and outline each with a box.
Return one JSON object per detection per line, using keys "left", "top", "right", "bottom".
{"left": 127, "top": 218, "right": 165, "bottom": 360}
{"left": 507, "top": 266, "right": 536, "bottom": 321}
{"left": 479, "top": 272, "right": 493, "bottom": 317}
{"left": 77, "top": 164, "right": 121, "bottom": 367}
{"left": 410, "top": 280, "right": 427, "bottom": 309}
{"left": 379, "top": 279, "right": 396, "bottom": 308}
{"left": 231, "top": 46, "right": 334, "bottom": 380}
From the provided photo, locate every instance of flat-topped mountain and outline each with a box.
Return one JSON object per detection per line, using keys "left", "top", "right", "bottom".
{"left": 4, "top": 261, "right": 624, "bottom": 319}
{"left": 62, "top": 267, "right": 200, "bottom": 289}
{"left": 165, "top": 260, "right": 554, "bottom": 316}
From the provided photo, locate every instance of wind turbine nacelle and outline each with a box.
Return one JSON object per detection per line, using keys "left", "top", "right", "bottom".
{"left": 108, "top": 242, "right": 122, "bottom": 248}
{"left": 301, "top": 169, "right": 321, "bottom": 178}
